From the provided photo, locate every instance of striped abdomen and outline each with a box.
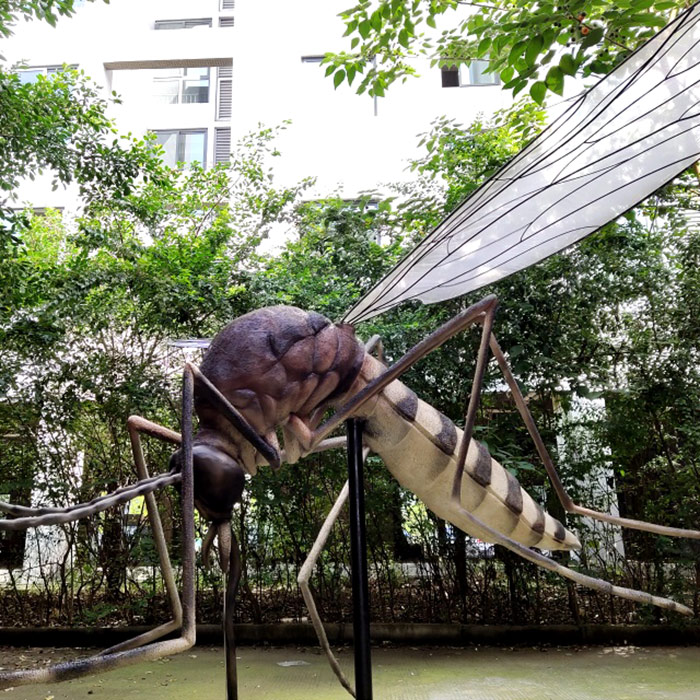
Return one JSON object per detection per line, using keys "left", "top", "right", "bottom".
{"left": 354, "top": 354, "right": 580, "bottom": 551}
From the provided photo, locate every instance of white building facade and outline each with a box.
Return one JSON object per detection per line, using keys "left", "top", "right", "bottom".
{"left": 6, "top": 0, "right": 510, "bottom": 207}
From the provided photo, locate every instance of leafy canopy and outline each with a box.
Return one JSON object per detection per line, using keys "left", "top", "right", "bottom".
{"left": 0, "top": 0, "right": 96, "bottom": 37}
{"left": 324, "top": 0, "right": 687, "bottom": 103}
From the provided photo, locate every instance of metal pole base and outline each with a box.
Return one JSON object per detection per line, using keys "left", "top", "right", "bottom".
{"left": 347, "top": 419, "right": 373, "bottom": 700}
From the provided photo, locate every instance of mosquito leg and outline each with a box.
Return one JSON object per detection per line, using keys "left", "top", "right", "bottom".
{"left": 225, "top": 527, "right": 242, "bottom": 700}
{"left": 102, "top": 416, "right": 184, "bottom": 654}
{"left": 0, "top": 370, "right": 198, "bottom": 689}
{"left": 298, "top": 480, "right": 355, "bottom": 697}
{"left": 0, "top": 472, "right": 181, "bottom": 530}
{"left": 201, "top": 522, "right": 219, "bottom": 569}
{"left": 364, "top": 334, "right": 384, "bottom": 362}
{"left": 451, "top": 299, "right": 496, "bottom": 500}
{"left": 489, "top": 334, "right": 700, "bottom": 540}
{"left": 0, "top": 417, "right": 181, "bottom": 525}
{"left": 180, "top": 363, "right": 197, "bottom": 643}
{"left": 448, "top": 489, "right": 692, "bottom": 616}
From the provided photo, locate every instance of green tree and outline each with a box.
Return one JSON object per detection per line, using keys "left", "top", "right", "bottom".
{"left": 0, "top": 0, "right": 96, "bottom": 35}
{"left": 0, "top": 69, "right": 167, "bottom": 230}
{"left": 324, "top": 0, "right": 686, "bottom": 103}
{"left": 0, "top": 127, "right": 308, "bottom": 606}
{"left": 0, "top": 0, "right": 166, "bottom": 241}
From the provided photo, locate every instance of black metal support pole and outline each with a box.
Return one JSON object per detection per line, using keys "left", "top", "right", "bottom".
{"left": 225, "top": 530, "right": 242, "bottom": 700}
{"left": 346, "top": 418, "right": 373, "bottom": 700}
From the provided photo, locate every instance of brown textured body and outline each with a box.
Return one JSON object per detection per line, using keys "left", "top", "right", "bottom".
{"left": 196, "top": 306, "right": 365, "bottom": 473}
{"left": 195, "top": 306, "right": 578, "bottom": 550}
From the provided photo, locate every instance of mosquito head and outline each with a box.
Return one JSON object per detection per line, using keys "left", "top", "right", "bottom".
{"left": 169, "top": 443, "right": 245, "bottom": 523}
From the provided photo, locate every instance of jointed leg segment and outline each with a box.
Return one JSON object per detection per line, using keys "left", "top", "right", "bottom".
{"left": 298, "top": 481, "right": 354, "bottom": 696}
{"left": 488, "top": 335, "right": 700, "bottom": 540}
{"left": 0, "top": 367, "right": 198, "bottom": 689}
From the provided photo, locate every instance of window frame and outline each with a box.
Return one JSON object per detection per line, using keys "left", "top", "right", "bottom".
{"left": 153, "top": 129, "right": 208, "bottom": 169}
{"left": 17, "top": 64, "right": 78, "bottom": 84}
{"left": 152, "top": 67, "right": 211, "bottom": 105}
{"left": 154, "top": 18, "right": 213, "bottom": 30}
{"left": 441, "top": 59, "right": 499, "bottom": 88}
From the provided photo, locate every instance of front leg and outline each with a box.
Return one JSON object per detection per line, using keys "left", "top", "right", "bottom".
{"left": 0, "top": 366, "right": 198, "bottom": 689}
{"left": 298, "top": 481, "right": 354, "bottom": 696}
{"left": 103, "top": 416, "right": 183, "bottom": 654}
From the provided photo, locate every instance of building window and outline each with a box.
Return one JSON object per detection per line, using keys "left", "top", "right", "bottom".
{"left": 152, "top": 67, "right": 210, "bottom": 104}
{"left": 301, "top": 55, "right": 325, "bottom": 63}
{"left": 154, "top": 18, "right": 212, "bottom": 30}
{"left": 17, "top": 65, "right": 77, "bottom": 84}
{"left": 220, "top": 0, "right": 234, "bottom": 9}
{"left": 216, "top": 67, "right": 232, "bottom": 120}
{"left": 441, "top": 60, "right": 499, "bottom": 87}
{"left": 154, "top": 129, "right": 207, "bottom": 168}
{"left": 214, "top": 127, "right": 231, "bottom": 164}
{"left": 218, "top": 16, "right": 234, "bottom": 28}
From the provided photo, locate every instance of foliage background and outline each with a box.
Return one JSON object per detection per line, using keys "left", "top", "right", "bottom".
{"left": 0, "top": 0, "right": 698, "bottom": 630}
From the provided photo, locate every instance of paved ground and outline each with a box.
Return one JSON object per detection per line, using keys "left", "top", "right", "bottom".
{"left": 0, "top": 645, "right": 699, "bottom": 699}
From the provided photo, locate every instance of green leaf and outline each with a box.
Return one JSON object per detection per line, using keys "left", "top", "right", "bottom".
{"left": 508, "top": 40, "right": 527, "bottom": 65}
{"left": 540, "top": 49, "right": 555, "bottom": 66}
{"left": 351, "top": 37, "right": 360, "bottom": 49}
{"left": 500, "top": 65, "right": 515, "bottom": 84}
{"left": 333, "top": 69, "right": 346, "bottom": 89}
{"left": 545, "top": 65, "right": 564, "bottom": 95}
{"left": 525, "top": 35, "right": 543, "bottom": 65}
{"left": 398, "top": 28, "right": 409, "bottom": 48}
{"left": 530, "top": 80, "right": 546, "bottom": 104}
{"left": 512, "top": 79, "right": 528, "bottom": 97}
{"left": 358, "top": 20, "right": 371, "bottom": 39}
{"left": 559, "top": 53, "right": 576, "bottom": 76}
{"left": 581, "top": 26, "right": 605, "bottom": 48}
{"left": 477, "top": 37, "right": 491, "bottom": 58}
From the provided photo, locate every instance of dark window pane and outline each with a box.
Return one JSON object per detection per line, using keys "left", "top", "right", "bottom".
{"left": 441, "top": 67, "right": 459, "bottom": 88}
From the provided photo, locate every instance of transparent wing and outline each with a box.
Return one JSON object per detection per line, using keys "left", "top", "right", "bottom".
{"left": 343, "top": 4, "right": 700, "bottom": 325}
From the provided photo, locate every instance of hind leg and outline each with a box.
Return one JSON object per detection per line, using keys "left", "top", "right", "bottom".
{"left": 489, "top": 334, "right": 700, "bottom": 540}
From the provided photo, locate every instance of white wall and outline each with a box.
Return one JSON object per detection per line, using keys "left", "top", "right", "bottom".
{"left": 5, "top": 0, "right": 511, "bottom": 206}
{"left": 230, "top": 0, "right": 510, "bottom": 197}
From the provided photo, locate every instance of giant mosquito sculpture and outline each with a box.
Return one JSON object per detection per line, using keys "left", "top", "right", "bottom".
{"left": 2, "top": 4, "right": 700, "bottom": 698}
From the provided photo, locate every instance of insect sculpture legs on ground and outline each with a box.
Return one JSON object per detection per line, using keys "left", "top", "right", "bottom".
{"left": 0, "top": 298, "right": 698, "bottom": 699}
{"left": 0, "top": 349, "right": 345, "bottom": 695}
{"left": 293, "top": 296, "right": 700, "bottom": 695}
{"left": 0, "top": 368, "right": 197, "bottom": 686}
